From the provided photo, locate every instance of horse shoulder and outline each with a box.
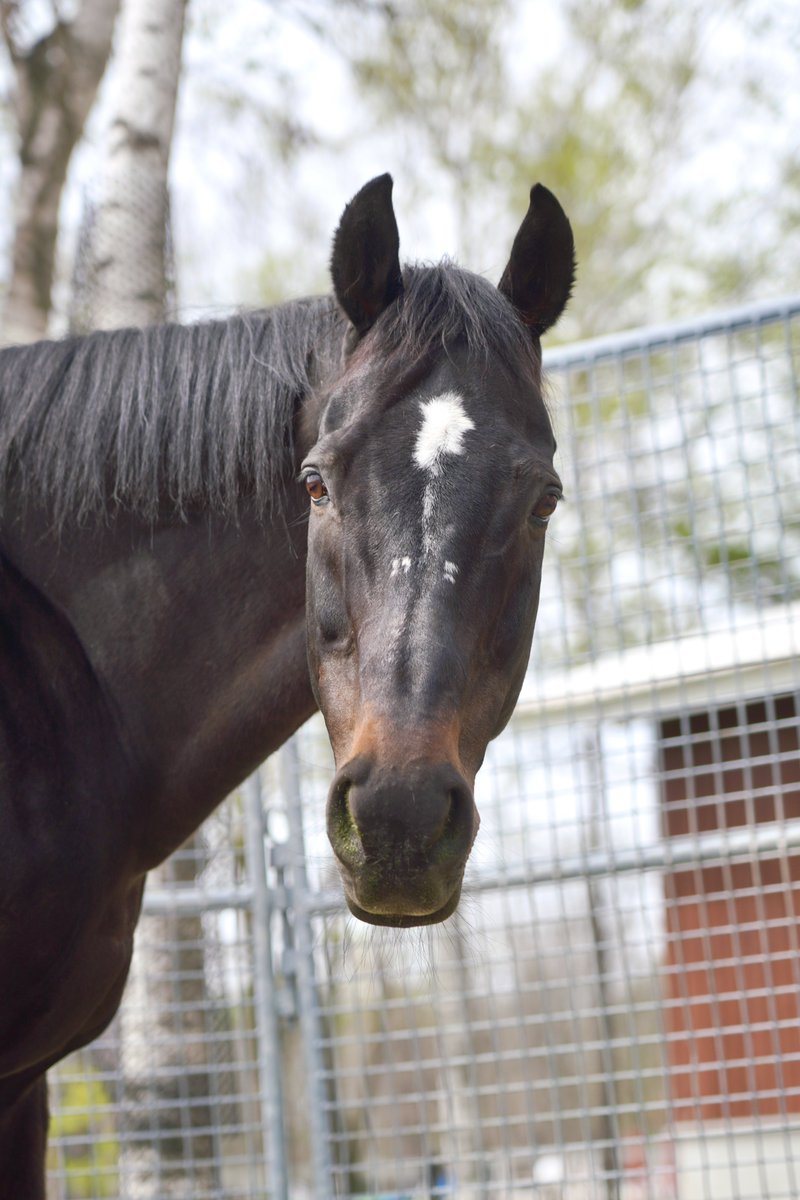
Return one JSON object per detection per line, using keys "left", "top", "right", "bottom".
{"left": 0, "top": 550, "right": 144, "bottom": 1078}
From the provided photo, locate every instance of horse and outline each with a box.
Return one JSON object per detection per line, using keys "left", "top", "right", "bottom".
{"left": 0, "top": 173, "right": 574, "bottom": 1196}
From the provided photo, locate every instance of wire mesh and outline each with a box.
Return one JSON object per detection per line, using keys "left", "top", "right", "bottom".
{"left": 48, "top": 295, "right": 800, "bottom": 1200}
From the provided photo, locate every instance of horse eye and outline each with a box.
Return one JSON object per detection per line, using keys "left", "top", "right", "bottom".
{"left": 304, "top": 472, "right": 328, "bottom": 504}
{"left": 531, "top": 491, "right": 560, "bottom": 525}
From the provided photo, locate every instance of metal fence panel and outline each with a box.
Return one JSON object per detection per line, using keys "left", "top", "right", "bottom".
{"left": 48, "top": 295, "right": 800, "bottom": 1200}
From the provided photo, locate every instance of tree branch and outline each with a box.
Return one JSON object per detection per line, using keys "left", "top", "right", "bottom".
{"left": 0, "top": 0, "right": 21, "bottom": 63}
{"left": 1, "top": 0, "right": 120, "bottom": 341}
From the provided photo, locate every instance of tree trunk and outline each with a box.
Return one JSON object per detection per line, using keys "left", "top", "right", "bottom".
{"left": 0, "top": 0, "right": 120, "bottom": 344}
{"left": 67, "top": 4, "right": 214, "bottom": 1194}
{"left": 71, "top": 0, "right": 185, "bottom": 333}
{"left": 74, "top": 0, "right": 187, "bottom": 331}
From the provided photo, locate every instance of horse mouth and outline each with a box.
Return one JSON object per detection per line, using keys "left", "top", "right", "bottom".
{"left": 342, "top": 880, "right": 463, "bottom": 927}
{"left": 326, "top": 754, "right": 478, "bottom": 927}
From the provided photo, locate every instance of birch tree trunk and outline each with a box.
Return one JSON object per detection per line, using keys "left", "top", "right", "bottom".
{"left": 0, "top": 0, "right": 120, "bottom": 344}
{"left": 67, "top": 3, "right": 220, "bottom": 1194}
{"left": 76, "top": 0, "right": 187, "bottom": 330}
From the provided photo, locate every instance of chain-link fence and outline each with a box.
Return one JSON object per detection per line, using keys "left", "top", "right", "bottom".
{"left": 47, "top": 295, "right": 800, "bottom": 1200}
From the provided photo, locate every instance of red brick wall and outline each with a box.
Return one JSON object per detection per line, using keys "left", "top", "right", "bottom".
{"left": 659, "top": 694, "right": 800, "bottom": 1121}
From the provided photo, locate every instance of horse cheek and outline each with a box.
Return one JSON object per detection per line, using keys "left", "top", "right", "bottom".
{"left": 488, "top": 558, "right": 542, "bottom": 720}
{"left": 306, "top": 579, "right": 360, "bottom": 764}
{"left": 315, "top": 650, "right": 360, "bottom": 767}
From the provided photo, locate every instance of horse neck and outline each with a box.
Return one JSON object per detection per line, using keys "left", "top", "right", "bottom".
{"left": 0, "top": 300, "right": 347, "bottom": 865}
{"left": 141, "top": 502, "right": 318, "bottom": 861}
{"left": 4, "top": 480, "right": 317, "bottom": 871}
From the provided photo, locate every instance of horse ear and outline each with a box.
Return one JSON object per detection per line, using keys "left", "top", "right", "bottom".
{"left": 331, "top": 173, "right": 404, "bottom": 339}
{"left": 498, "top": 184, "right": 576, "bottom": 336}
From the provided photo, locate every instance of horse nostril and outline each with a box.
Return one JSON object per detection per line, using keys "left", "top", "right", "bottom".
{"left": 432, "top": 781, "right": 474, "bottom": 856}
{"left": 330, "top": 774, "right": 351, "bottom": 815}
{"left": 327, "top": 775, "right": 363, "bottom": 860}
{"left": 328, "top": 759, "right": 476, "bottom": 866}
{"left": 445, "top": 788, "right": 460, "bottom": 833}
{"left": 426, "top": 787, "right": 458, "bottom": 847}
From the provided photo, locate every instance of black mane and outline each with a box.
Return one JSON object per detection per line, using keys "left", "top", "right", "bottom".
{"left": 0, "top": 262, "right": 533, "bottom": 528}
{"left": 0, "top": 296, "right": 343, "bottom": 528}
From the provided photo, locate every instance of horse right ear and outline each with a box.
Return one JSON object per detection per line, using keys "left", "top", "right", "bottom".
{"left": 498, "top": 184, "right": 575, "bottom": 337}
{"left": 331, "top": 174, "right": 404, "bottom": 340}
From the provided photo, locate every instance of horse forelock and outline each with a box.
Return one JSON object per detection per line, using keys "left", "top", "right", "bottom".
{"left": 377, "top": 262, "right": 540, "bottom": 377}
{"left": 316, "top": 263, "right": 542, "bottom": 451}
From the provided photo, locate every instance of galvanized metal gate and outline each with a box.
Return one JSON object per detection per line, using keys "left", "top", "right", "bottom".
{"left": 48, "top": 295, "right": 800, "bottom": 1200}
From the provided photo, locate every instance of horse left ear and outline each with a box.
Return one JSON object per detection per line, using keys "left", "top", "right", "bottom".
{"left": 498, "top": 184, "right": 576, "bottom": 336}
{"left": 331, "top": 173, "right": 404, "bottom": 339}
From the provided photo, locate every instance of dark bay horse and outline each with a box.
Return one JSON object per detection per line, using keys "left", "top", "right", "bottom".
{"left": 0, "top": 174, "right": 574, "bottom": 1196}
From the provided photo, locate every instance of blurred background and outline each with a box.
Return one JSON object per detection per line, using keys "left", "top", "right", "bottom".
{"left": 1, "top": 2, "right": 799, "bottom": 1199}
{"left": 1, "top": 0, "right": 798, "bottom": 340}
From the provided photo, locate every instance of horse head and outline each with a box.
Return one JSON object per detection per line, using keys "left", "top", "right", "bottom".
{"left": 303, "top": 175, "right": 575, "bottom": 926}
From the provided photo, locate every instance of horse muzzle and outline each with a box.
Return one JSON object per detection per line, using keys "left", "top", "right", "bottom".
{"left": 326, "top": 755, "right": 479, "bottom": 927}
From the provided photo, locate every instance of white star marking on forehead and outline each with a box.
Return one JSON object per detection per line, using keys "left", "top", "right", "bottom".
{"left": 413, "top": 392, "right": 475, "bottom": 475}
{"left": 413, "top": 392, "right": 475, "bottom": 560}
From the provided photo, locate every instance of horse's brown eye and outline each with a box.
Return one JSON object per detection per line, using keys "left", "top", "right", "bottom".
{"left": 532, "top": 492, "right": 560, "bottom": 524}
{"left": 305, "top": 473, "right": 328, "bottom": 503}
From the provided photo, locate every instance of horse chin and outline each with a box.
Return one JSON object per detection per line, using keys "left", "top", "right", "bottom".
{"left": 342, "top": 881, "right": 463, "bottom": 928}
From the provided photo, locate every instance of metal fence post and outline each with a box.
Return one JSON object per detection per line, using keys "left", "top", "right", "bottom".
{"left": 243, "top": 770, "right": 290, "bottom": 1200}
{"left": 281, "top": 739, "right": 336, "bottom": 1200}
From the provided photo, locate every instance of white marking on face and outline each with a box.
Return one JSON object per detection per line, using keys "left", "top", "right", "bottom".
{"left": 443, "top": 561, "right": 458, "bottom": 584}
{"left": 390, "top": 556, "right": 412, "bottom": 577}
{"left": 413, "top": 392, "right": 475, "bottom": 475}
{"left": 413, "top": 392, "right": 474, "bottom": 560}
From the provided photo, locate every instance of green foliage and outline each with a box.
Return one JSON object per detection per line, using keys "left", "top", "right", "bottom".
{"left": 48, "top": 1067, "right": 119, "bottom": 1198}
{"left": 347, "top": 0, "right": 508, "bottom": 157}
{"left": 330, "top": 0, "right": 799, "bottom": 340}
{"left": 184, "top": 0, "right": 798, "bottom": 339}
